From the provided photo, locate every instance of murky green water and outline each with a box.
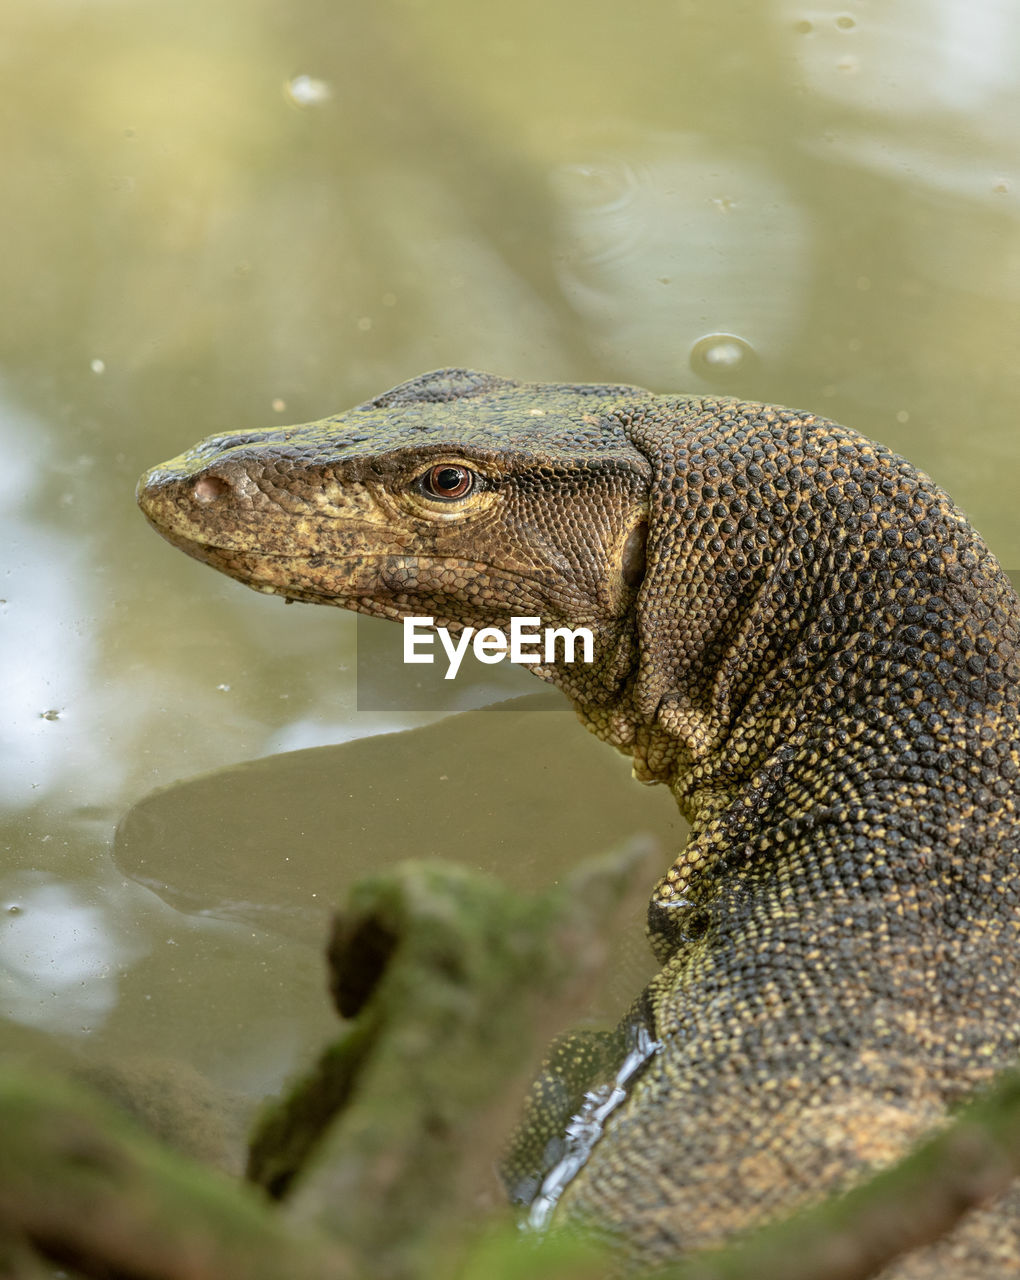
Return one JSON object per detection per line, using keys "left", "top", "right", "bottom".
{"left": 2, "top": 0, "right": 1019, "bottom": 1161}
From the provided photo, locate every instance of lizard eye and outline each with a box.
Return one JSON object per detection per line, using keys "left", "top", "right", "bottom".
{"left": 420, "top": 464, "right": 476, "bottom": 501}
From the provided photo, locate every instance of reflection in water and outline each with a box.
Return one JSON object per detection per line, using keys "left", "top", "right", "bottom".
{"left": 113, "top": 698, "right": 678, "bottom": 1018}
{"left": 552, "top": 137, "right": 809, "bottom": 389}
{"left": 0, "top": 871, "right": 148, "bottom": 1034}
{"left": 790, "top": 0, "right": 1019, "bottom": 115}
{"left": 0, "top": 393, "right": 96, "bottom": 808}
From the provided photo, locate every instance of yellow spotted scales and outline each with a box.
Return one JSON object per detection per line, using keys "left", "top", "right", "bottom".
{"left": 139, "top": 370, "right": 1020, "bottom": 1274}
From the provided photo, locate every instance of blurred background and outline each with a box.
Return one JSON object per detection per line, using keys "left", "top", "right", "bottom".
{"left": 1, "top": 0, "right": 1018, "bottom": 1159}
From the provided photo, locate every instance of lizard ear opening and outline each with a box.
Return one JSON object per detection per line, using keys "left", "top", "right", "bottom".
{"left": 621, "top": 518, "right": 648, "bottom": 591}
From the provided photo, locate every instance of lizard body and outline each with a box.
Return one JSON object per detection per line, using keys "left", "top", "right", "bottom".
{"left": 138, "top": 369, "right": 1020, "bottom": 1273}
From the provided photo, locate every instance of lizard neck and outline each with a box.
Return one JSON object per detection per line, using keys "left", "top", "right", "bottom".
{"left": 582, "top": 398, "right": 1020, "bottom": 958}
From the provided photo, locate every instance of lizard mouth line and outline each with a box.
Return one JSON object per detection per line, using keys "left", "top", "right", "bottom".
{"left": 149, "top": 521, "right": 557, "bottom": 579}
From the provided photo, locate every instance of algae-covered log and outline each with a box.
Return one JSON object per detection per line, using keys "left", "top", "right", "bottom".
{"left": 0, "top": 1065, "right": 352, "bottom": 1279}
{"left": 248, "top": 846, "right": 656, "bottom": 1278}
{"left": 0, "top": 845, "right": 652, "bottom": 1278}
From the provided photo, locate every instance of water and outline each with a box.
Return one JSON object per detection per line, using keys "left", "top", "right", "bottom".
{"left": 1, "top": 0, "right": 1018, "bottom": 1169}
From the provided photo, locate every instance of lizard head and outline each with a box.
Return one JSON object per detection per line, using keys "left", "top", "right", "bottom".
{"left": 137, "top": 369, "right": 654, "bottom": 705}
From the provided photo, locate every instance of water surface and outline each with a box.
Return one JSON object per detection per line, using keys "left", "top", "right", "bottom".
{"left": 1, "top": 0, "right": 1018, "bottom": 1159}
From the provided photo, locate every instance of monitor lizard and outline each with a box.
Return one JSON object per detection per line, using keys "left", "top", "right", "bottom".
{"left": 138, "top": 368, "right": 1020, "bottom": 1275}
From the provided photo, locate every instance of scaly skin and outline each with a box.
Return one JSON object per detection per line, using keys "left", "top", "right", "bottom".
{"left": 138, "top": 369, "right": 1020, "bottom": 1274}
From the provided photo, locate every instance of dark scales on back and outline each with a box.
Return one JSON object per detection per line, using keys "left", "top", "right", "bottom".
{"left": 138, "top": 369, "right": 1020, "bottom": 1275}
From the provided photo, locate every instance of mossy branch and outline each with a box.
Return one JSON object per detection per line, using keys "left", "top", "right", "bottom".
{"left": 0, "top": 1065, "right": 351, "bottom": 1280}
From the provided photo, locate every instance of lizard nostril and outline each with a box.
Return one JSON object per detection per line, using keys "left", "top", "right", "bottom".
{"left": 193, "top": 475, "right": 232, "bottom": 504}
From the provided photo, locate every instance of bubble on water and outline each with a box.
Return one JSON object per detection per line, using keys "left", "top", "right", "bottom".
{"left": 689, "top": 333, "right": 756, "bottom": 379}
{"left": 284, "top": 75, "right": 332, "bottom": 108}
{"left": 90, "top": 359, "right": 105, "bottom": 375}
